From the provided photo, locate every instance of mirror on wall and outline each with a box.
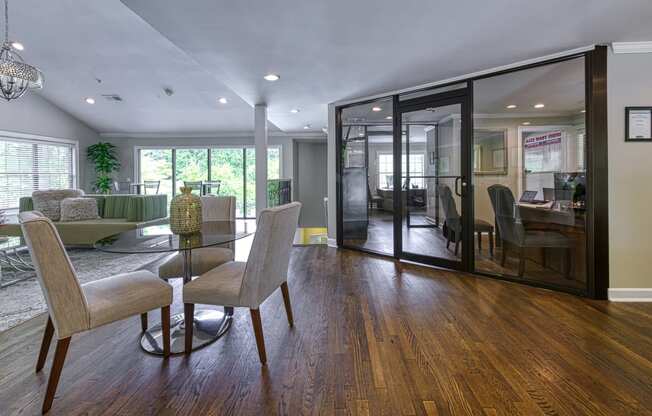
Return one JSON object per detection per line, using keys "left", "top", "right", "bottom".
{"left": 473, "top": 129, "right": 507, "bottom": 175}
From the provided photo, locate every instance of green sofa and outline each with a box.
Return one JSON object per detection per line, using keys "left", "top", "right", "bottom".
{"left": 3, "top": 194, "right": 167, "bottom": 246}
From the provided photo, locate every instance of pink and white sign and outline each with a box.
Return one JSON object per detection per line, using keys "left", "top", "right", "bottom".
{"left": 524, "top": 131, "right": 562, "bottom": 149}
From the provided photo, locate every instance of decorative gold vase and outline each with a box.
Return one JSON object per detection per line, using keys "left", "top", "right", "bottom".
{"left": 169, "top": 186, "right": 202, "bottom": 234}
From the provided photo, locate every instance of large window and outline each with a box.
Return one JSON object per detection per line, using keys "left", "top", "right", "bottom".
{"left": 138, "top": 146, "right": 281, "bottom": 218}
{"left": 376, "top": 153, "right": 425, "bottom": 189}
{"left": 0, "top": 137, "right": 76, "bottom": 210}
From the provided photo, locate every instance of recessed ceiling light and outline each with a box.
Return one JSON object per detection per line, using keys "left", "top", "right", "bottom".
{"left": 580, "top": 109, "right": 586, "bottom": 113}
{"left": 218, "top": 97, "right": 228, "bottom": 104}
{"left": 290, "top": 108, "right": 300, "bottom": 113}
{"left": 506, "top": 104, "right": 517, "bottom": 109}
{"left": 264, "top": 73, "right": 280, "bottom": 82}
{"left": 85, "top": 97, "right": 95, "bottom": 105}
{"left": 11, "top": 42, "right": 24, "bottom": 51}
{"left": 372, "top": 106, "right": 382, "bottom": 112}
{"left": 522, "top": 121, "right": 531, "bottom": 125}
{"left": 303, "top": 124, "right": 311, "bottom": 130}
{"left": 534, "top": 103, "right": 545, "bottom": 109}
{"left": 385, "top": 116, "right": 392, "bottom": 120}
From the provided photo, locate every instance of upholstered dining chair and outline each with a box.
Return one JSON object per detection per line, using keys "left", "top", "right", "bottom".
{"left": 182, "top": 202, "right": 301, "bottom": 364}
{"left": 19, "top": 211, "right": 173, "bottom": 414}
{"left": 158, "top": 196, "right": 237, "bottom": 283}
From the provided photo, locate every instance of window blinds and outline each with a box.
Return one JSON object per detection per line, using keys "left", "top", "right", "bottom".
{"left": 0, "top": 136, "right": 76, "bottom": 210}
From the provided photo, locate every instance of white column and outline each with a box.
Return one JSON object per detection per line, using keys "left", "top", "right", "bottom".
{"left": 255, "top": 104, "right": 268, "bottom": 217}
{"left": 327, "top": 103, "right": 337, "bottom": 245}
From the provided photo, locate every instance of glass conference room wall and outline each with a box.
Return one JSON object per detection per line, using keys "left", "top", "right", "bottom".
{"left": 472, "top": 57, "right": 588, "bottom": 292}
{"left": 336, "top": 46, "right": 608, "bottom": 298}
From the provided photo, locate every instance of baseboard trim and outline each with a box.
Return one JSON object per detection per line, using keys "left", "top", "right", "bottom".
{"left": 327, "top": 238, "right": 337, "bottom": 248}
{"left": 608, "top": 288, "right": 652, "bottom": 302}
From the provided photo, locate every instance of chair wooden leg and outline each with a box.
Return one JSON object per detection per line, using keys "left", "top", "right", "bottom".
{"left": 140, "top": 313, "right": 148, "bottom": 332}
{"left": 454, "top": 240, "right": 460, "bottom": 257}
{"left": 489, "top": 231, "right": 494, "bottom": 257}
{"left": 161, "top": 306, "right": 170, "bottom": 358}
{"left": 518, "top": 246, "right": 526, "bottom": 277}
{"left": 501, "top": 242, "right": 507, "bottom": 267}
{"left": 249, "top": 309, "right": 267, "bottom": 365}
{"left": 184, "top": 303, "right": 194, "bottom": 354}
{"left": 42, "top": 337, "right": 71, "bottom": 414}
{"left": 36, "top": 316, "right": 54, "bottom": 373}
{"left": 280, "top": 282, "right": 294, "bottom": 327}
{"left": 477, "top": 231, "right": 482, "bottom": 253}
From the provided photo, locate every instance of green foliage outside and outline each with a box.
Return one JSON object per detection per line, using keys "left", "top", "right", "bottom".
{"left": 139, "top": 147, "right": 280, "bottom": 218}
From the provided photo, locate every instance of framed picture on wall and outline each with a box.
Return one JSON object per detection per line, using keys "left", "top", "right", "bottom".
{"left": 626, "top": 107, "right": 652, "bottom": 141}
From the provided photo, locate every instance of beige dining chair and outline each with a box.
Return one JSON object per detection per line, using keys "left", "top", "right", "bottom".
{"left": 182, "top": 202, "right": 301, "bottom": 364}
{"left": 158, "top": 196, "right": 236, "bottom": 282}
{"left": 19, "top": 211, "right": 173, "bottom": 414}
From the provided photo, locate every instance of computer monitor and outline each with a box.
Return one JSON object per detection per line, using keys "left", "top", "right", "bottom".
{"left": 543, "top": 187, "right": 554, "bottom": 201}
{"left": 554, "top": 172, "right": 586, "bottom": 203}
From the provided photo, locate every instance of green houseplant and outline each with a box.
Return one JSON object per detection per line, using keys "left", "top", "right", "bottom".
{"left": 87, "top": 142, "right": 120, "bottom": 194}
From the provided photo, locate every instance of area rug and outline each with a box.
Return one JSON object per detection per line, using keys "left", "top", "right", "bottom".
{"left": 0, "top": 249, "right": 169, "bottom": 332}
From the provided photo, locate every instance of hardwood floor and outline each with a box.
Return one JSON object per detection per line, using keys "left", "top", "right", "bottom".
{"left": 1, "top": 246, "right": 652, "bottom": 415}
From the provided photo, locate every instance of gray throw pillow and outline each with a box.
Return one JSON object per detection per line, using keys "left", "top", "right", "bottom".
{"left": 60, "top": 197, "right": 100, "bottom": 222}
{"left": 32, "top": 189, "right": 85, "bottom": 221}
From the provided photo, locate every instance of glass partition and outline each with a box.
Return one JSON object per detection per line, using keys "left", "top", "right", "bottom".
{"left": 340, "top": 98, "right": 394, "bottom": 255}
{"left": 472, "top": 57, "right": 587, "bottom": 291}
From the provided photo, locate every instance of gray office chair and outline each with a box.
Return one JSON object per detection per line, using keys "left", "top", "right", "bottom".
{"left": 487, "top": 184, "right": 571, "bottom": 277}
{"left": 438, "top": 185, "right": 494, "bottom": 256}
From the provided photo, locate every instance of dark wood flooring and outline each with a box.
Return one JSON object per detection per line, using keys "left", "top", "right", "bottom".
{"left": 1, "top": 247, "right": 652, "bottom": 415}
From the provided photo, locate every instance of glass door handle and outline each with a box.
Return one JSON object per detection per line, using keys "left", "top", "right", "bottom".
{"left": 455, "top": 177, "right": 467, "bottom": 197}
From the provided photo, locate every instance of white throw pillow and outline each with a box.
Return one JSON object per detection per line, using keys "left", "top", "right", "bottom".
{"left": 60, "top": 197, "right": 100, "bottom": 222}
{"left": 32, "top": 189, "right": 85, "bottom": 221}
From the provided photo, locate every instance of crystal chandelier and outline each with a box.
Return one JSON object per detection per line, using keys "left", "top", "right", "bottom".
{"left": 0, "top": 0, "right": 43, "bottom": 101}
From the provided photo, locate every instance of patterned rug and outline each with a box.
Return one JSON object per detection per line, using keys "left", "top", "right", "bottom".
{"left": 0, "top": 249, "right": 169, "bottom": 332}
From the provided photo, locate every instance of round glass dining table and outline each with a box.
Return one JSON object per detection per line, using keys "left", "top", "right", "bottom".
{"left": 94, "top": 220, "right": 253, "bottom": 355}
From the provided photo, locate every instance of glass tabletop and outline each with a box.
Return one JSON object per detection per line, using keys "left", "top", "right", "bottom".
{"left": 93, "top": 220, "right": 253, "bottom": 254}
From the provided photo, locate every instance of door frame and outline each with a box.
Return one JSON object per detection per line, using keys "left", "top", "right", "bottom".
{"left": 393, "top": 86, "right": 474, "bottom": 271}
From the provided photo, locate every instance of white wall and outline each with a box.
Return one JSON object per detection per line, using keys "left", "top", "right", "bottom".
{"left": 0, "top": 93, "right": 101, "bottom": 191}
{"left": 608, "top": 50, "right": 652, "bottom": 290}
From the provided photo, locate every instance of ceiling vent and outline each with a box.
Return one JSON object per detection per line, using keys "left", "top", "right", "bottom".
{"left": 102, "top": 94, "right": 123, "bottom": 102}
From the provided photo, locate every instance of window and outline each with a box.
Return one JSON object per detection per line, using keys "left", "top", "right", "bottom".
{"left": 523, "top": 130, "right": 563, "bottom": 173}
{"left": 377, "top": 153, "right": 393, "bottom": 189}
{"left": 138, "top": 145, "right": 281, "bottom": 219}
{"left": 377, "top": 153, "right": 425, "bottom": 189}
{"left": 403, "top": 153, "right": 425, "bottom": 188}
{"left": 0, "top": 136, "right": 76, "bottom": 211}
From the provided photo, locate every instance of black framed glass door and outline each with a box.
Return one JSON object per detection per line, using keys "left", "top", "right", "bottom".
{"left": 395, "top": 90, "right": 473, "bottom": 270}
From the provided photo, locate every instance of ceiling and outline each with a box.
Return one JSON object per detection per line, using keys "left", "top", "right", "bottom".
{"left": 8, "top": 0, "right": 652, "bottom": 136}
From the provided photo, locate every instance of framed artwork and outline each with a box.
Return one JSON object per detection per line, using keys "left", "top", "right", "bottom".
{"left": 626, "top": 107, "right": 652, "bottom": 141}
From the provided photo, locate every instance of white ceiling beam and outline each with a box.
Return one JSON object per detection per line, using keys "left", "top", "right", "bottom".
{"left": 611, "top": 41, "right": 652, "bottom": 54}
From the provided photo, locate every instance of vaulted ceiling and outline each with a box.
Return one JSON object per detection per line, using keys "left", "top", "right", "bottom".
{"left": 8, "top": 0, "right": 652, "bottom": 136}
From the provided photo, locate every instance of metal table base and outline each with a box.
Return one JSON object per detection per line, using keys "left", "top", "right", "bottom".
{"left": 141, "top": 306, "right": 234, "bottom": 355}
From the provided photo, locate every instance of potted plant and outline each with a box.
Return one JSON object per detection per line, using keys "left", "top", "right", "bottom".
{"left": 87, "top": 142, "right": 120, "bottom": 194}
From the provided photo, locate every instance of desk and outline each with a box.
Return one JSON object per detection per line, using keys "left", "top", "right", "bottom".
{"left": 376, "top": 188, "right": 427, "bottom": 212}
{"left": 517, "top": 204, "right": 586, "bottom": 280}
